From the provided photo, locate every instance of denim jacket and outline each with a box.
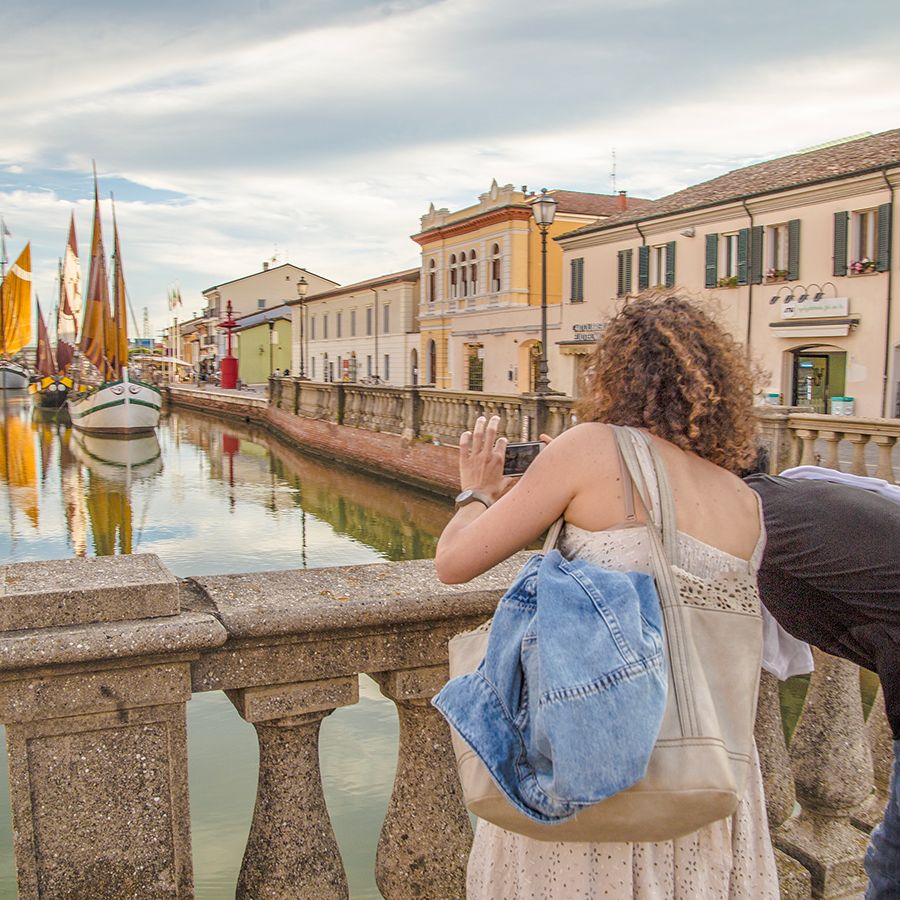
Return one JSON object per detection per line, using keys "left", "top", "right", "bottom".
{"left": 433, "top": 549, "right": 667, "bottom": 824}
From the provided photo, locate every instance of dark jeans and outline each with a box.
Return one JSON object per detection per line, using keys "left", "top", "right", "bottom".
{"left": 866, "top": 741, "right": 900, "bottom": 898}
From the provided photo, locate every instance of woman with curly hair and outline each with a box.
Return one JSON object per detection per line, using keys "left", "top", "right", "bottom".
{"left": 435, "top": 292, "right": 778, "bottom": 898}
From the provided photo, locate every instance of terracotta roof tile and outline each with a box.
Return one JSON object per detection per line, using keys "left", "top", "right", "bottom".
{"left": 546, "top": 190, "right": 655, "bottom": 217}
{"left": 564, "top": 129, "right": 900, "bottom": 238}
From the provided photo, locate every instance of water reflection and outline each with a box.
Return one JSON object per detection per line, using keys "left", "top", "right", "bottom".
{"left": 0, "top": 395, "right": 452, "bottom": 899}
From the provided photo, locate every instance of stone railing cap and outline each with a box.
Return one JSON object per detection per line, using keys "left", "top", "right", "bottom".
{"left": 1, "top": 553, "right": 179, "bottom": 633}
{"left": 190, "top": 555, "right": 530, "bottom": 641}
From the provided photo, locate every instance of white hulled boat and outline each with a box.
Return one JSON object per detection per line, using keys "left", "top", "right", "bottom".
{"left": 68, "top": 171, "right": 161, "bottom": 434}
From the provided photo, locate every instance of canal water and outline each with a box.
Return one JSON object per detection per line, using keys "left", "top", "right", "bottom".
{"left": 0, "top": 394, "right": 454, "bottom": 899}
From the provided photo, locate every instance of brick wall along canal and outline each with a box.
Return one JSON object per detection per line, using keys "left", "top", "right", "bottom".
{"left": 0, "top": 395, "right": 454, "bottom": 899}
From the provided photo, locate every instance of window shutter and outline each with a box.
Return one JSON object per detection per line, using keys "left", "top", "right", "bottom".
{"left": 638, "top": 245, "right": 650, "bottom": 290}
{"left": 750, "top": 226, "right": 764, "bottom": 284}
{"left": 665, "top": 241, "right": 676, "bottom": 288}
{"left": 833, "top": 211, "right": 849, "bottom": 276}
{"left": 787, "top": 219, "right": 801, "bottom": 281}
{"left": 616, "top": 252, "right": 625, "bottom": 297}
{"left": 877, "top": 203, "right": 892, "bottom": 272}
{"left": 571, "top": 257, "right": 584, "bottom": 301}
{"left": 737, "top": 229, "right": 749, "bottom": 284}
{"left": 624, "top": 249, "right": 633, "bottom": 295}
{"left": 704, "top": 233, "right": 718, "bottom": 288}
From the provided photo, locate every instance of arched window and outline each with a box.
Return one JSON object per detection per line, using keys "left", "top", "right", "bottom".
{"left": 491, "top": 243, "right": 501, "bottom": 292}
{"left": 427, "top": 339, "right": 437, "bottom": 384}
{"left": 469, "top": 251, "right": 478, "bottom": 295}
{"left": 428, "top": 259, "right": 436, "bottom": 303}
{"left": 449, "top": 254, "right": 457, "bottom": 299}
{"left": 459, "top": 252, "right": 467, "bottom": 297}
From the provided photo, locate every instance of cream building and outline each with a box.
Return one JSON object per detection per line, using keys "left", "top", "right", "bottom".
{"left": 558, "top": 130, "right": 900, "bottom": 418}
{"left": 184, "top": 263, "right": 337, "bottom": 376}
{"left": 412, "top": 181, "right": 652, "bottom": 393}
{"left": 289, "top": 269, "right": 420, "bottom": 385}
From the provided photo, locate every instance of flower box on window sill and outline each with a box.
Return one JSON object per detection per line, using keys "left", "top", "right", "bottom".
{"left": 765, "top": 269, "right": 790, "bottom": 283}
{"left": 848, "top": 270, "right": 880, "bottom": 277}
{"left": 849, "top": 259, "right": 878, "bottom": 276}
{"left": 716, "top": 276, "right": 738, "bottom": 289}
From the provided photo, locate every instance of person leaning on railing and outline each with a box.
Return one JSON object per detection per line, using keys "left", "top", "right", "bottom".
{"left": 743, "top": 467, "right": 900, "bottom": 899}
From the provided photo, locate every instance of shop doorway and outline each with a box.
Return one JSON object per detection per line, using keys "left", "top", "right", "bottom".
{"left": 790, "top": 349, "right": 846, "bottom": 414}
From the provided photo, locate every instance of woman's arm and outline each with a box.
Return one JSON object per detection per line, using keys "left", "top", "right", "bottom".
{"left": 434, "top": 416, "right": 605, "bottom": 583}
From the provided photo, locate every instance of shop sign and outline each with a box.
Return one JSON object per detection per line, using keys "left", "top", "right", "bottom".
{"left": 572, "top": 322, "right": 605, "bottom": 342}
{"left": 782, "top": 296, "right": 849, "bottom": 319}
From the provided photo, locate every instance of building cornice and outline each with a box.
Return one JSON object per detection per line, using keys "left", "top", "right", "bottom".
{"left": 412, "top": 207, "right": 534, "bottom": 245}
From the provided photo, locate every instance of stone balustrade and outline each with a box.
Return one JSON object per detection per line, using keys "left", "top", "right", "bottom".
{"left": 0, "top": 551, "right": 890, "bottom": 899}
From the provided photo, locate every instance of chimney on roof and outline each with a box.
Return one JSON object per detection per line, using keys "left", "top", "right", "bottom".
{"left": 617, "top": 191, "right": 627, "bottom": 212}
{"left": 262, "top": 261, "right": 269, "bottom": 271}
{"left": 522, "top": 185, "right": 528, "bottom": 194}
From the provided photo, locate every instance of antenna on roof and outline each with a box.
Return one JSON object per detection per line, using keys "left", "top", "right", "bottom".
{"left": 610, "top": 148, "right": 617, "bottom": 194}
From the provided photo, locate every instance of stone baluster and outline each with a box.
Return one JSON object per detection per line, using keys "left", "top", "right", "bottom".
{"left": 817, "top": 430, "right": 843, "bottom": 471}
{"left": 794, "top": 428, "right": 820, "bottom": 466}
{"left": 777, "top": 649, "right": 871, "bottom": 897}
{"left": 373, "top": 665, "right": 472, "bottom": 900}
{"left": 852, "top": 687, "right": 894, "bottom": 833}
{"left": 846, "top": 433, "right": 870, "bottom": 476}
{"left": 228, "top": 677, "right": 359, "bottom": 900}
{"left": 754, "top": 672, "right": 812, "bottom": 898}
{"left": 872, "top": 434, "right": 898, "bottom": 483}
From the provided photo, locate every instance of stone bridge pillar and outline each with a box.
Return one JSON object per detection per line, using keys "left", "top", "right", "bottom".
{"left": 0, "top": 555, "right": 226, "bottom": 899}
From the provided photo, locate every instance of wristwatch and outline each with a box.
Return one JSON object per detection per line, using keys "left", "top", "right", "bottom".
{"left": 454, "top": 488, "right": 493, "bottom": 511}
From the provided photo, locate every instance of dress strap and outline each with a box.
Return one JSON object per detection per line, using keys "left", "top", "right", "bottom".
{"left": 615, "top": 435, "right": 637, "bottom": 524}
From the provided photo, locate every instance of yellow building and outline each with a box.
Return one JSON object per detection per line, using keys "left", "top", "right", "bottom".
{"left": 558, "top": 129, "right": 900, "bottom": 417}
{"left": 412, "top": 180, "right": 651, "bottom": 393}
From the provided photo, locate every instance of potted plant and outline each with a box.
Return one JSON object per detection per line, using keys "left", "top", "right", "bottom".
{"left": 765, "top": 268, "right": 789, "bottom": 282}
{"left": 849, "top": 257, "right": 877, "bottom": 275}
{"left": 717, "top": 275, "right": 738, "bottom": 288}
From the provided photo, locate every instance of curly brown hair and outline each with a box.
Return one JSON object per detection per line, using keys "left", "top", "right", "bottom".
{"left": 575, "top": 292, "right": 760, "bottom": 472}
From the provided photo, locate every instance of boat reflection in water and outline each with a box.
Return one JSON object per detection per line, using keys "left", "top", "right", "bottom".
{"left": 71, "top": 431, "right": 163, "bottom": 481}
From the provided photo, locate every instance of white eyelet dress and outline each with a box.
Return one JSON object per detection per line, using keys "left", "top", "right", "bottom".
{"left": 465, "top": 523, "right": 780, "bottom": 900}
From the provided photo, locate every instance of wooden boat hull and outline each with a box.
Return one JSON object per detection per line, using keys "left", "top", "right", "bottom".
{"left": 30, "top": 374, "right": 74, "bottom": 408}
{"left": 0, "top": 361, "right": 29, "bottom": 390}
{"left": 68, "top": 376, "right": 161, "bottom": 435}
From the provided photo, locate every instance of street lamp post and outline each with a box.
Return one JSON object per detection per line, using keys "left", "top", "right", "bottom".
{"left": 531, "top": 188, "right": 558, "bottom": 435}
{"left": 267, "top": 318, "right": 276, "bottom": 378}
{"left": 296, "top": 276, "right": 308, "bottom": 378}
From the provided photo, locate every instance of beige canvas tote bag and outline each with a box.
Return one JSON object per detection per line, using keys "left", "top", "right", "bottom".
{"left": 446, "top": 425, "right": 763, "bottom": 842}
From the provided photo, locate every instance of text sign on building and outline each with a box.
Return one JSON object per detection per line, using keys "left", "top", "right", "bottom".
{"left": 782, "top": 297, "right": 849, "bottom": 319}
{"left": 572, "top": 322, "right": 606, "bottom": 342}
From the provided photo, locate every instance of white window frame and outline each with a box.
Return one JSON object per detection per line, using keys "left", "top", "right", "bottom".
{"left": 490, "top": 243, "right": 501, "bottom": 292}
{"left": 852, "top": 208, "right": 877, "bottom": 262}
{"left": 722, "top": 233, "right": 740, "bottom": 279}
{"left": 767, "top": 223, "right": 789, "bottom": 274}
{"left": 650, "top": 244, "right": 667, "bottom": 287}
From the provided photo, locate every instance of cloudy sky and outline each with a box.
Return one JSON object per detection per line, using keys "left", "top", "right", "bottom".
{"left": 3, "top": 0, "right": 899, "bottom": 337}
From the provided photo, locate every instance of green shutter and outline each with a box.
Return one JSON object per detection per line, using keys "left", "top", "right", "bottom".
{"left": 638, "top": 245, "right": 650, "bottom": 290}
{"left": 624, "top": 249, "right": 633, "bottom": 295}
{"left": 665, "top": 241, "right": 676, "bottom": 288}
{"left": 571, "top": 258, "right": 581, "bottom": 301}
{"left": 750, "top": 226, "right": 764, "bottom": 284}
{"left": 787, "top": 219, "right": 801, "bottom": 281}
{"left": 705, "top": 233, "right": 718, "bottom": 288}
{"left": 576, "top": 258, "right": 584, "bottom": 300}
{"left": 737, "top": 228, "right": 749, "bottom": 284}
{"left": 877, "top": 203, "right": 892, "bottom": 272}
{"left": 616, "top": 251, "right": 625, "bottom": 297}
{"left": 833, "top": 211, "right": 849, "bottom": 276}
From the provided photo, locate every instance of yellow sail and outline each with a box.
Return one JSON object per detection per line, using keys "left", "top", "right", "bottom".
{"left": 1, "top": 244, "right": 32, "bottom": 356}
{"left": 79, "top": 178, "right": 114, "bottom": 380}
{"left": 0, "top": 402, "right": 38, "bottom": 527}
{"left": 110, "top": 210, "right": 129, "bottom": 377}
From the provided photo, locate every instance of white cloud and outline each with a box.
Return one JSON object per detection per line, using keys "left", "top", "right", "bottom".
{"left": 2, "top": 0, "right": 899, "bottom": 335}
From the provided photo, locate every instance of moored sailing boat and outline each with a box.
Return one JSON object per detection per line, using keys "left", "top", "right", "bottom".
{"left": 0, "top": 230, "right": 32, "bottom": 390}
{"left": 30, "top": 214, "right": 81, "bottom": 407}
{"left": 67, "top": 174, "right": 161, "bottom": 434}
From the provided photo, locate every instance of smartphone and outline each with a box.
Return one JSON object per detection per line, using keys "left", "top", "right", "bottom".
{"left": 503, "top": 441, "right": 543, "bottom": 476}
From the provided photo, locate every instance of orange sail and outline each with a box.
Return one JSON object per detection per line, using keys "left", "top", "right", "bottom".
{"left": 1, "top": 243, "right": 32, "bottom": 357}
{"left": 79, "top": 173, "right": 114, "bottom": 380}
{"left": 35, "top": 298, "right": 58, "bottom": 376}
{"left": 57, "top": 213, "right": 81, "bottom": 372}
{"left": 110, "top": 207, "right": 129, "bottom": 377}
